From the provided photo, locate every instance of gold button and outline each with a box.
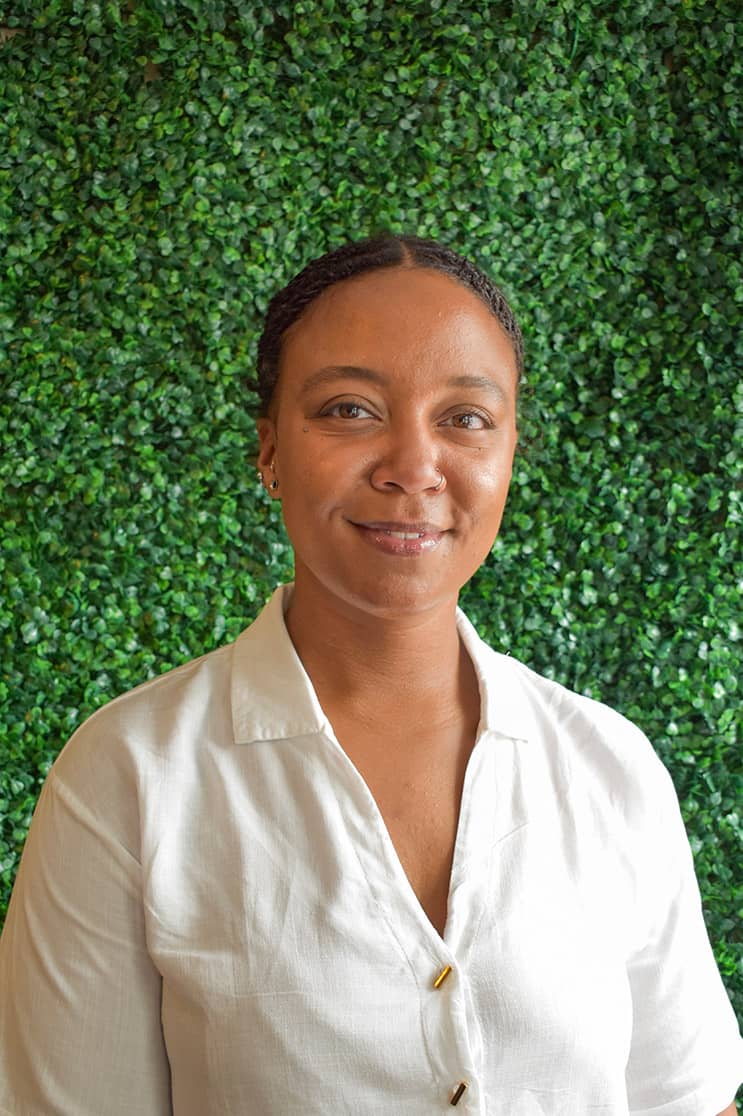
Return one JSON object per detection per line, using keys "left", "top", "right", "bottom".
{"left": 433, "top": 964, "right": 453, "bottom": 989}
{"left": 450, "top": 1081, "right": 468, "bottom": 1106}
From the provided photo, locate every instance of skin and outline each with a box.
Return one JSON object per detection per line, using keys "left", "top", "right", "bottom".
{"left": 256, "top": 266, "right": 740, "bottom": 1114}
{"left": 257, "top": 264, "right": 518, "bottom": 934}
{"left": 257, "top": 264, "right": 519, "bottom": 629}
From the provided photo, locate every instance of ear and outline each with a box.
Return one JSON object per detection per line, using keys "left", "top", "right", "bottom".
{"left": 256, "top": 417, "right": 279, "bottom": 494}
{"left": 256, "top": 417, "right": 276, "bottom": 468}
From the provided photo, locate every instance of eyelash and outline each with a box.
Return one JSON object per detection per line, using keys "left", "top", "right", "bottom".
{"left": 320, "top": 401, "right": 375, "bottom": 420}
{"left": 444, "top": 410, "right": 493, "bottom": 430}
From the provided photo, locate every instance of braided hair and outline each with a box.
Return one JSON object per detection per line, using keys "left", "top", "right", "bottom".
{"left": 254, "top": 232, "right": 523, "bottom": 416}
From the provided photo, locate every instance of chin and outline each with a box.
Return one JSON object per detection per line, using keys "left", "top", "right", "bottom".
{"left": 291, "top": 558, "right": 468, "bottom": 622}
{"left": 339, "top": 575, "right": 462, "bottom": 620}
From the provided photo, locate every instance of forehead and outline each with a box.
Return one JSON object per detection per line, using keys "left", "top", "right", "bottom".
{"left": 278, "top": 266, "right": 517, "bottom": 384}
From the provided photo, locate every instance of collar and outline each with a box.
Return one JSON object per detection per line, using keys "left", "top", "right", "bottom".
{"left": 454, "top": 608, "right": 535, "bottom": 743}
{"left": 231, "top": 585, "right": 330, "bottom": 744}
{"left": 231, "top": 585, "right": 533, "bottom": 746}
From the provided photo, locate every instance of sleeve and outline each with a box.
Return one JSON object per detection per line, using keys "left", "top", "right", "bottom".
{"left": 624, "top": 752, "right": 743, "bottom": 1116}
{"left": 0, "top": 767, "right": 172, "bottom": 1115}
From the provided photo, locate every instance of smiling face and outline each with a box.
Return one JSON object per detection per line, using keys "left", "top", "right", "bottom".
{"left": 257, "top": 265, "right": 519, "bottom": 622}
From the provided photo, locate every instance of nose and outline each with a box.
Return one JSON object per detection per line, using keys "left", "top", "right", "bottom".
{"left": 369, "top": 422, "right": 443, "bottom": 495}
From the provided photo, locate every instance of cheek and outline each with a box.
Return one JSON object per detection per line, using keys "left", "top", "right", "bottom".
{"left": 278, "top": 435, "right": 321, "bottom": 485}
{"left": 466, "top": 470, "right": 513, "bottom": 559}
{"left": 462, "top": 453, "right": 513, "bottom": 507}
{"left": 277, "top": 448, "right": 347, "bottom": 528}
{"left": 282, "top": 436, "right": 372, "bottom": 493}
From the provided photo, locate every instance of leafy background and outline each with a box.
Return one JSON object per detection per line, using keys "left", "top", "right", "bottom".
{"left": 1, "top": 0, "right": 741, "bottom": 1056}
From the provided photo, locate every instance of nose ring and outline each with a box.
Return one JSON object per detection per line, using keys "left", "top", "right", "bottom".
{"left": 432, "top": 469, "right": 445, "bottom": 492}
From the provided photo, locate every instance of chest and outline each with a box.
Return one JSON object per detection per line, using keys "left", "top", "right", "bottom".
{"left": 329, "top": 718, "right": 475, "bottom": 935}
{"left": 146, "top": 735, "right": 635, "bottom": 1114}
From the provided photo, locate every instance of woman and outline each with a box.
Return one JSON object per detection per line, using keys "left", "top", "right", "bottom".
{"left": 1, "top": 233, "right": 741, "bottom": 1114}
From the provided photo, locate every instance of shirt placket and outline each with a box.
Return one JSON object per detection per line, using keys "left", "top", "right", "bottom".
{"left": 422, "top": 741, "right": 497, "bottom": 1113}
{"left": 422, "top": 944, "right": 486, "bottom": 1111}
{"left": 333, "top": 730, "right": 499, "bottom": 1113}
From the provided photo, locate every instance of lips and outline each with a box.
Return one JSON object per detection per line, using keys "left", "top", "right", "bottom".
{"left": 350, "top": 520, "right": 447, "bottom": 556}
{"left": 353, "top": 520, "right": 445, "bottom": 535}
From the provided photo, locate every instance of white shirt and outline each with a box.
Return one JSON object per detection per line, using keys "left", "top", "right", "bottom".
{"left": 1, "top": 585, "right": 741, "bottom": 1115}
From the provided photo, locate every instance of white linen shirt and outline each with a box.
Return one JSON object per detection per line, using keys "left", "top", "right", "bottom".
{"left": 1, "top": 585, "right": 742, "bottom": 1116}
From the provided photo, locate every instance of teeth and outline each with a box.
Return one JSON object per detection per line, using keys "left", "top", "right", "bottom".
{"left": 386, "top": 530, "right": 423, "bottom": 539}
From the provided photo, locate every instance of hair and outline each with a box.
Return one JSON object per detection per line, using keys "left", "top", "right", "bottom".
{"left": 253, "top": 231, "right": 524, "bottom": 416}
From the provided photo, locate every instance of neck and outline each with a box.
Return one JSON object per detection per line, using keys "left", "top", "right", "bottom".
{"left": 284, "top": 581, "right": 470, "bottom": 729}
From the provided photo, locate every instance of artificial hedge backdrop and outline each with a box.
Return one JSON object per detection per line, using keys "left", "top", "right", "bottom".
{"left": 1, "top": 0, "right": 741, "bottom": 1042}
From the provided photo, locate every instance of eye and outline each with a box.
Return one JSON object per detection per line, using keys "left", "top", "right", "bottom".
{"left": 319, "top": 400, "right": 376, "bottom": 420}
{"left": 442, "top": 410, "right": 493, "bottom": 431}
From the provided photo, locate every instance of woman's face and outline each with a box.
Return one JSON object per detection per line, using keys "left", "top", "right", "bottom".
{"left": 257, "top": 266, "right": 519, "bottom": 621}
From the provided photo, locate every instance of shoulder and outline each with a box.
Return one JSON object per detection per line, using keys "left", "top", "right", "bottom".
{"left": 54, "top": 639, "right": 236, "bottom": 780}
{"left": 39, "top": 639, "right": 238, "bottom": 858}
{"left": 46, "top": 584, "right": 304, "bottom": 824}
{"left": 461, "top": 613, "right": 679, "bottom": 827}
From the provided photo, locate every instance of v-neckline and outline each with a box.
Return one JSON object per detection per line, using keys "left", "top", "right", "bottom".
{"left": 320, "top": 719, "right": 497, "bottom": 952}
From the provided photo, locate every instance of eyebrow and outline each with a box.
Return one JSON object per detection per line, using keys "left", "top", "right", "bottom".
{"left": 299, "top": 365, "right": 507, "bottom": 401}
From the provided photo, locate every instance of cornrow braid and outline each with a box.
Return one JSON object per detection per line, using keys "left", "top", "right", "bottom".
{"left": 253, "top": 232, "right": 524, "bottom": 416}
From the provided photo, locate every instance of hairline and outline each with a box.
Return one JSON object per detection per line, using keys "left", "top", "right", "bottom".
{"left": 255, "top": 235, "right": 524, "bottom": 418}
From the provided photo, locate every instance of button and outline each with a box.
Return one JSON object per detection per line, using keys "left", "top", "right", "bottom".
{"left": 450, "top": 1081, "right": 468, "bottom": 1106}
{"left": 433, "top": 964, "right": 453, "bottom": 989}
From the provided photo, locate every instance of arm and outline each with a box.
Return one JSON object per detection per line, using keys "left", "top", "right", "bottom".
{"left": 623, "top": 748, "right": 743, "bottom": 1114}
{"left": 0, "top": 769, "right": 171, "bottom": 1114}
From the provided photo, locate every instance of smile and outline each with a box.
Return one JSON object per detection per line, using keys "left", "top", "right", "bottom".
{"left": 351, "top": 521, "right": 446, "bottom": 556}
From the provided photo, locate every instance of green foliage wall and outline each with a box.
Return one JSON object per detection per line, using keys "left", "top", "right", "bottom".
{"left": 1, "top": 0, "right": 741, "bottom": 1045}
